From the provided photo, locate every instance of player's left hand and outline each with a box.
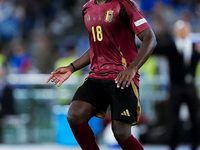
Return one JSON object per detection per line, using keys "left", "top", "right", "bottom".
{"left": 115, "top": 67, "right": 137, "bottom": 89}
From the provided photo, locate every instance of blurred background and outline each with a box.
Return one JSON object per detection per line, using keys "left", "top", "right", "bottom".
{"left": 0, "top": 0, "right": 200, "bottom": 149}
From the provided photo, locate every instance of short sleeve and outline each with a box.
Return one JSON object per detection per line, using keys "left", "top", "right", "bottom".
{"left": 121, "top": 0, "right": 151, "bottom": 35}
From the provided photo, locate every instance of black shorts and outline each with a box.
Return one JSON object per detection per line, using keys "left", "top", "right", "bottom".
{"left": 72, "top": 78, "right": 141, "bottom": 125}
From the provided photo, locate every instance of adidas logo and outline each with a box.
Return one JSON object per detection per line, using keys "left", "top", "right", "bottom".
{"left": 121, "top": 109, "right": 130, "bottom": 117}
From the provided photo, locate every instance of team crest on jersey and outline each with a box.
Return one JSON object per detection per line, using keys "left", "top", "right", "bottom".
{"left": 105, "top": 10, "right": 113, "bottom": 22}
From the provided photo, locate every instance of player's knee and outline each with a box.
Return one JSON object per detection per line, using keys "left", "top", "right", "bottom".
{"left": 112, "top": 128, "right": 127, "bottom": 142}
{"left": 112, "top": 120, "right": 132, "bottom": 142}
{"left": 67, "top": 110, "right": 81, "bottom": 125}
{"left": 67, "top": 108, "right": 90, "bottom": 125}
{"left": 112, "top": 125, "right": 131, "bottom": 142}
{"left": 67, "top": 101, "right": 96, "bottom": 125}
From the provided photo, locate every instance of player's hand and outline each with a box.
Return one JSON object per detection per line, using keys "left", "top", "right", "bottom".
{"left": 115, "top": 67, "right": 137, "bottom": 89}
{"left": 46, "top": 66, "right": 73, "bottom": 87}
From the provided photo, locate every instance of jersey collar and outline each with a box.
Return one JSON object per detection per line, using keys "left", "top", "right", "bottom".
{"left": 94, "top": 0, "right": 111, "bottom": 5}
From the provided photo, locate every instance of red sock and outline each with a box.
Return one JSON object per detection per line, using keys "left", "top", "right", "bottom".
{"left": 69, "top": 122, "right": 100, "bottom": 150}
{"left": 119, "top": 135, "right": 144, "bottom": 150}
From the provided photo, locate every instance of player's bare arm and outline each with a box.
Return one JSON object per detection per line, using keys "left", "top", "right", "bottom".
{"left": 115, "top": 28, "right": 157, "bottom": 89}
{"left": 46, "top": 48, "right": 91, "bottom": 87}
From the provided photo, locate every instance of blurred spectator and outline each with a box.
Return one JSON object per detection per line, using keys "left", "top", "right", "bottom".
{"left": 0, "top": 65, "right": 15, "bottom": 142}
{"left": 0, "top": 53, "right": 5, "bottom": 68}
{"left": 152, "top": 1, "right": 177, "bottom": 36}
{"left": 55, "top": 44, "right": 82, "bottom": 77}
{"left": 31, "top": 34, "right": 55, "bottom": 73}
{"left": 9, "top": 40, "right": 32, "bottom": 73}
{"left": 140, "top": 0, "right": 172, "bottom": 13}
{"left": 154, "top": 20, "right": 200, "bottom": 150}
{"left": 139, "top": 56, "right": 158, "bottom": 80}
{"left": 0, "top": 0, "right": 21, "bottom": 42}
{"left": 0, "top": 0, "right": 14, "bottom": 22}
{"left": 49, "top": 10, "right": 74, "bottom": 37}
{"left": 0, "top": 42, "right": 7, "bottom": 68}
{"left": 0, "top": 66, "right": 15, "bottom": 117}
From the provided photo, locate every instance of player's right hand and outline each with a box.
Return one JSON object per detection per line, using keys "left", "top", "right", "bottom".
{"left": 46, "top": 66, "right": 73, "bottom": 87}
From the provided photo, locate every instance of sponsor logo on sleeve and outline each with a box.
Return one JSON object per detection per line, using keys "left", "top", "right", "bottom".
{"left": 134, "top": 18, "right": 147, "bottom": 27}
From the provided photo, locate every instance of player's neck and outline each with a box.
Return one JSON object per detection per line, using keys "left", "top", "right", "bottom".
{"left": 96, "top": 0, "right": 107, "bottom": 5}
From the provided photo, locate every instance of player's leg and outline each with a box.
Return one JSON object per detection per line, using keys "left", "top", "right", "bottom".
{"left": 67, "top": 100, "right": 100, "bottom": 150}
{"left": 67, "top": 100, "right": 96, "bottom": 125}
{"left": 108, "top": 81, "right": 143, "bottom": 150}
{"left": 67, "top": 78, "right": 110, "bottom": 150}
{"left": 112, "top": 120, "right": 144, "bottom": 150}
{"left": 168, "top": 85, "right": 182, "bottom": 150}
{"left": 184, "top": 85, "right": 199, "bottom": 150}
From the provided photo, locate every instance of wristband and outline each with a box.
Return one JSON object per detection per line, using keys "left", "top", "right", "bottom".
{"left": 70, "top": 63, "right": 77, "bottom": 72}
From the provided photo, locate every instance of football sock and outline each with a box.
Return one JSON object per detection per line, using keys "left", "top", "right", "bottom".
{"left": 69, "top": 122, "right": 100, "bottom": 150}
{"left": 119, "top": 135, "right": 144, "bottom": 150}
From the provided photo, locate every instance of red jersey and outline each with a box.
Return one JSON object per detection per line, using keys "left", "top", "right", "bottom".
{"left": 82, "top": 0, "right": 151, "bottom": 87}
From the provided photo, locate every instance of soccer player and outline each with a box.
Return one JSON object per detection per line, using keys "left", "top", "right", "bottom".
{"left": 46, "top": 0, "right": 157, "bottom": 149}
